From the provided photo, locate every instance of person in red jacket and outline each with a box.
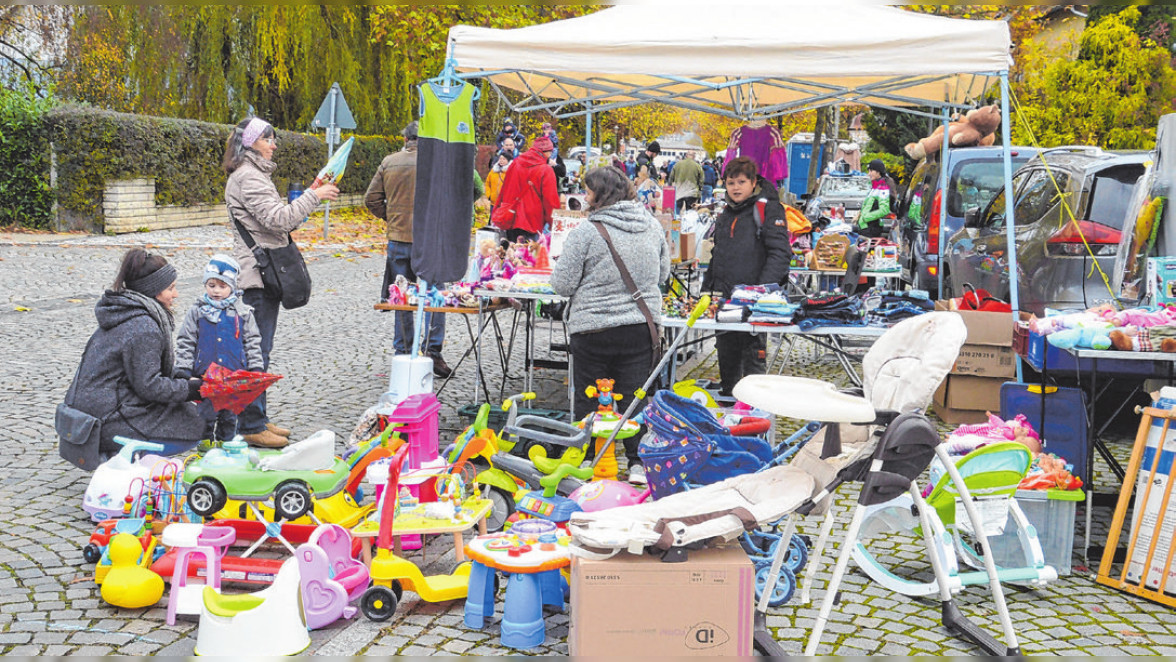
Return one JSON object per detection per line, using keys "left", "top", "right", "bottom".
{"left": 491, "top": 135, "right": 560, "bottom": 242}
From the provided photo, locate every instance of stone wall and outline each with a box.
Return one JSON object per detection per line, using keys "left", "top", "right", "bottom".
{"left": 102, "top": 179, "right": 364, "bottom": 234}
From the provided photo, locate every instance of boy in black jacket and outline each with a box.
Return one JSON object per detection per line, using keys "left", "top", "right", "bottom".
{"left": 703, "top": 157, "right": 793, "bottom": 395}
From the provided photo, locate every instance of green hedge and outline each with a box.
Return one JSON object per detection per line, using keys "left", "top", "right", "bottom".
{"left": 0, "top": 89, "right": 55, "bottom": 229}
{"left": 44, "top": 105, "right": 401, "bottom": 229}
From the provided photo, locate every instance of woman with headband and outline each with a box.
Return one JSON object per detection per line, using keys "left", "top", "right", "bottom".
{"left": 64, "top": 249, "right": 206, "bottom": 461}
{"left": 223, "top": 117, "right": 339, "bottom": 448}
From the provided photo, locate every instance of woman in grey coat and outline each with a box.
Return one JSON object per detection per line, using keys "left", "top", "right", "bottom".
{"left": 223, "top": 117, "right": 339, "bottom": 447}
{"left": 551, "top": 167, "right": 671, "bottom": 483}
{"left": 66, "top": 249, "right": 205, "bottom": 461}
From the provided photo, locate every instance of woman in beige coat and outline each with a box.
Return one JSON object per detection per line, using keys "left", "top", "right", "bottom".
{"left": 222, "top": 117, "right": 338, "bottom": 447}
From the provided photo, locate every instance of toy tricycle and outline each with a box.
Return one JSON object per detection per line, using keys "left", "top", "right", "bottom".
{"left": 360, "top": 446, "right": 473, "bottom": 621}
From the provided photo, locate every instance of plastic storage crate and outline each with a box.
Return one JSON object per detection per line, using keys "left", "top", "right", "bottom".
{"left": 988, "top": 488, "right": 1083, "bottom": 576}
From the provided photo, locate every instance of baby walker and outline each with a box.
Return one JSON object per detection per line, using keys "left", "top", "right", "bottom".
{"left": 360, "top": 446, "right": 472, "bottom": 621}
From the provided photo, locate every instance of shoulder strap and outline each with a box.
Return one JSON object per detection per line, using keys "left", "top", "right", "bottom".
{"left": 753, "top": 199, "right": 768, "bottom": 232}
{"left": 590, "top": 221, "right": 659, "bottom": 370}
{"left": 229, "top": 206, "right": 259, "bottom": 250}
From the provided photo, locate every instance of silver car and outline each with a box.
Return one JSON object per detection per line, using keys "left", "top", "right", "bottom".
{"left": 943, "top": 148, "right": 1146, "bottom": 314}
{"left": 804, "top": 174, "right": 872, "bottom": 225}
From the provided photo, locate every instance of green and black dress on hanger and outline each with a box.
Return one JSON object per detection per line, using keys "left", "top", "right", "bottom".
{"left": 411, "top": 80, "right": 478, "bottom": 285}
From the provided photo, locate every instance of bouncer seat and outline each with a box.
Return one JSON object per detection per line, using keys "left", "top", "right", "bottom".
{"left": 853, "top": 440, "right": 1057, "bottom": 596}
{"left": 195, "top": 558, "right": 309, "bottom": 656}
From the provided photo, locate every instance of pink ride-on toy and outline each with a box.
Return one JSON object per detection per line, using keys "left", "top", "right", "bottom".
{"left": 295, "top": 524, "right": 370, "bottom": 629}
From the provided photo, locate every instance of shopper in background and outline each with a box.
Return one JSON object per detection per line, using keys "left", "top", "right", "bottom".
{"left": 495, "top": 118, "right": 526, "bottom": 151}
{"left": 636, "top": 140, "right": 660, "bottom": 173}
{"left": 858, "top": 159, "right": 892, "bottom": 239}
{"left": 669, "top": 150, "right": 705, "bottom": 214}
{"left": 492, "top": 135, "right": 560, "bottom": 242}
{"left": 634, "top": 164, "right": 662, "bottom": 212}
{"left": 486, "top": 151, "right": 513, "bottom": 211}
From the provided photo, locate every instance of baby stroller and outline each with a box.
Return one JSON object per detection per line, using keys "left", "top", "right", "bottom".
{"left": 571, "top": 312, "right": 1026, "bottom": 655}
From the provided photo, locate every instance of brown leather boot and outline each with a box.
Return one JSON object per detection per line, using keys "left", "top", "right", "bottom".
{"left": 266, "top": 423, "right": 292, "bottom": 437}
{"left": 243, "top": 429, "right": 289, "bottom": 448}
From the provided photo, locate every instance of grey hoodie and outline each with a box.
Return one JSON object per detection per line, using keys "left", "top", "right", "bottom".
{"left": 551, "top": 200, "right": 671, "bottom": 335}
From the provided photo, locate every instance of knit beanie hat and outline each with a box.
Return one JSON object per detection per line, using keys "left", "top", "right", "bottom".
{"left": 867, "top": 159, "right": 887, "bottom": 175}
{"left": 532, "top": 136, "right": 554, "bottom": 152}
{"left": 647, "top": 141, "right": 661, "bottom": 154}
{"left": 204, "top": 254, "right": 241, "bottom": 290}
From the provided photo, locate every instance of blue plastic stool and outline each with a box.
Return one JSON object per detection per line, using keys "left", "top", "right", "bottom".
{"left": 463, "top": 561, "right": 496, "bottom": 629}
{"left": 500, "top": 572, "right": 545, "bottom": 648}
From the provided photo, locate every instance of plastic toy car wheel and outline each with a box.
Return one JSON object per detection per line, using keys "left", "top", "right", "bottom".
{"left": 187, "top": 478, "right": 228, "bottom": 518}
{"left": 360, "top": 585, "right": 399, "bottom": 622}
{"left": 485, "top": 487, "right": 515, "bottom": 533}
{"left": 82, "top": 543, "right": 102, "bottom": 564}
{"left": 755, "top": 564, "right": 796, "bottom": 608}
{"left": 391, "top": 579, "right": 404, "bottom": 602}
{"left": 273, "top": 482, "right": 312, "bottom": 521}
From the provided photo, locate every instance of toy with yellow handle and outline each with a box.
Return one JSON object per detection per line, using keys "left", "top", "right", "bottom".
{"left": 589, "top": 296, "right": 711, "bottom": 471}
{"left": 496, "top": 392, "right": 536, "bottom": 453}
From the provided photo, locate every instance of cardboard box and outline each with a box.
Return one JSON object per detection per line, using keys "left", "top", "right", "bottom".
{"left": 680, "top": 232, "right": 697, "bottom": 262}
{"left": 934, "top": 302, "right": 1016, "bottom": 378}
{"left": 569, "top": 545, "right": 754, "bottom": 656}
{"left": 933, "top": 374, "right": 1007, "bottom": 425}
{"left": 1148, "top": 257, "right": 1176, "bottom": 305}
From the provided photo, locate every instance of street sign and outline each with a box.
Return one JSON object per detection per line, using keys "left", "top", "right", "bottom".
{"left": 311, "top": 83, "right": 357, "bottom": 241}
{"left": 312, "top": 82, "right": 356, "bottom": 130}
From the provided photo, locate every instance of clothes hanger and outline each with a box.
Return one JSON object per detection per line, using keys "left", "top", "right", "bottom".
{"left": 423, "top": 57, "right": 481, "bottom": 105}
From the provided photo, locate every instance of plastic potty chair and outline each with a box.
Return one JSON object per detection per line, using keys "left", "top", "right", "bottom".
{"left": 162, "top": 523, "right": 234, "bottom": 625}
{"left": 195, "top": 557, "right": 309, "bottom": 656}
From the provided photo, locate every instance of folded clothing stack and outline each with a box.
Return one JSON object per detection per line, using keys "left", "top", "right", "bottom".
{"left": 793, "top": 293, "right": 866, "bottom": 331}
{"left": 748, "top": 293, "right": 799, "bottom": 325}
{"left": 865, "top": 289, "right": 934, "bottom": 325}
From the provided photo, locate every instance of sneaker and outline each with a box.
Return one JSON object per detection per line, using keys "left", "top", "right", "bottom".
{"left": 266, "top": 423, "right": 292, "bottom": 437}
{"left": 428, "top": 352, "right": 453, "bottom": 379}
{"left": 242, "top": 429, "right": 289, "bottom": 448}
{"left": 628, "top": 464, "right": 647, "bottom": 485}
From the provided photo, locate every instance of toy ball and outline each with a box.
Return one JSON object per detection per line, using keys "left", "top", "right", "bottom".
{"left": 569, "top": 480, "right": 649, "bottom": 512}
{"left": 100, "top": 533, "right": 164, "bottom": 609}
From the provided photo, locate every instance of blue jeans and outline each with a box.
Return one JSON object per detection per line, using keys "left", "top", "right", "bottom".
{"left": 384, "top": 241, "right": 445, "bottom": 355}
{"left": 239, "top": 288, "right": 279, "bottom": 434}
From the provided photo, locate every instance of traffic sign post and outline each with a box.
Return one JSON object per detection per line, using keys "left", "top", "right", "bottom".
{"left": 312, "top": 82, "right": 357, "bottom": 240}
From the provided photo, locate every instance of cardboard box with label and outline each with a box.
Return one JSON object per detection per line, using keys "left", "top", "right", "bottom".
{"left": 933, "top": 302, "right": 1016, "bottom": 378}
{"left": 934, "top": 374, "right": 1006, "bottom": 425}
{"left": 569, "top": 545, "right": 754, "bottom": 656}
{"left": 1148, "top": 257, "right": 1176, "bottom": 306}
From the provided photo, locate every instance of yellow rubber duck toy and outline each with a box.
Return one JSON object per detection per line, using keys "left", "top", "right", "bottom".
{"left": 99, "top": 533, "right": 164, "bottom": 609}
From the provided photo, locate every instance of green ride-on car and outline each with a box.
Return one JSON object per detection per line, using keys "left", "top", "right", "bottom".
{"left": 182, "top": 439, "right": 353, "bottom": 521}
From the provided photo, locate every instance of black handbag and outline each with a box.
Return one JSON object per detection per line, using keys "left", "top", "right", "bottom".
{"left": 56, "top": 336, "right": 103, "bottom": 470}
{"left": 231, "top": 214, "right": 312, "bottom": 310}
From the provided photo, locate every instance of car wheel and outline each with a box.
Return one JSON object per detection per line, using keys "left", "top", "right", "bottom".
{"left": 82, "top": 543, "right": 102, "bottom": 564}
{"left": 273, "top": 482, "right": 312, "bottom": 521}
{"left": 360, "top": 585, "right": 399, "bottom": 622}
{"left": 187, "top": 479, "right": 227, "bottom": 518}
{"left": 485, "top": 488, "right": 516, "bottom": 533}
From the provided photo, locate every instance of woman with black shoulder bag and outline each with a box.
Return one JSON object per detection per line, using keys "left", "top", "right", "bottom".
{"left": 551, "top": 166, "right": 672, "bottom": 484}
{"left": 223, "top": 117, "right": 339, "bottom": 447}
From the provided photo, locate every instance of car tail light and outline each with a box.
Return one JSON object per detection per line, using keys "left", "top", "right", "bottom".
{"left": 928, "top": 265, "right": 938, "bottom": 276}
{"left": 927, "top": 190, "right": 942, "bottom": 251}
{"left": 1046, "top": 221, "right": 1121, "bottom": 256}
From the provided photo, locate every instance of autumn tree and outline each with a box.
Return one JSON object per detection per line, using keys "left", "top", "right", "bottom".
{"left": 1013, "top": 6, "right": 1176, "bottom": 149}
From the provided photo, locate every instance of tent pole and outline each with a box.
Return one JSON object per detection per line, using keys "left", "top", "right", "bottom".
{"left": 936, "top": 107, "right": 950, "bottom": 299}
{"left": 585, "top": 100, "right": 593, "bottom": 162}
{"left": 1000, "top": 71, "right": 1023, "bottom": 384}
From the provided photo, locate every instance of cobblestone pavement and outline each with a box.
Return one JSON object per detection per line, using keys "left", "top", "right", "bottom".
{"left": 2, "top": 225, "right": 1174, "bottom": 656}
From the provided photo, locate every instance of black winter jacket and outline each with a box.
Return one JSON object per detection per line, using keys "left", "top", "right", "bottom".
{"left": 703, "top": 177, "right": 793, "bottom": 297}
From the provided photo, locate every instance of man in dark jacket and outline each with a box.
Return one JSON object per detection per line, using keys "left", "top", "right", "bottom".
{"left": 636, "top": 140, "right": 660, "bottom": 173}
{"left": 702, "top": 157, "right": 793, "bottom": 396}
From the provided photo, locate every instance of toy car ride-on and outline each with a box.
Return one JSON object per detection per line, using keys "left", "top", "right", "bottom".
{"left": 182, "top": 433, "right": 353, "bottom": 522}
{"left": 361, "top": 446, "right": 473, "bottom": 622}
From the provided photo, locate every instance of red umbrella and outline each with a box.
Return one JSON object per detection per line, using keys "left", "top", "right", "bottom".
{"left": 198, "top": 363, "right": 283, "bottom": 414}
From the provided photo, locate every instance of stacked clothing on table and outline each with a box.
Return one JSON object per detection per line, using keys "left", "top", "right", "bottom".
{"left": 792, "top": 293, "right": 866, "bottom": 331}
{"left": 748, "top": 292, "right": 799, "bottom": 325}
{"left": 864, "top": 289, "right": 934, "bottom": 326}
{"left": 716, "top": 284, "right": 780, "bottom": 323}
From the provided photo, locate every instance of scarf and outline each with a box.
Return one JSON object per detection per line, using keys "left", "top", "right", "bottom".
{"left": 197, "top": 292, "right": 240, "bottom": 324}
{"left": 120, "top": 289, "right": 176, "bottom": 377}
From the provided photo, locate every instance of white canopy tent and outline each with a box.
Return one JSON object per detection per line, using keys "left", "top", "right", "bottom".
{"left": 445, "top": 3, "right": 1025, "bottom": 345}
{"left": 447, "top": 4, "right": 1011, "bottom": 120}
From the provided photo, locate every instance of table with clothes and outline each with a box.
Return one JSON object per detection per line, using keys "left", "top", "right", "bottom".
{"left": 664, "top": 286, "right": 934, "bottom": 387}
